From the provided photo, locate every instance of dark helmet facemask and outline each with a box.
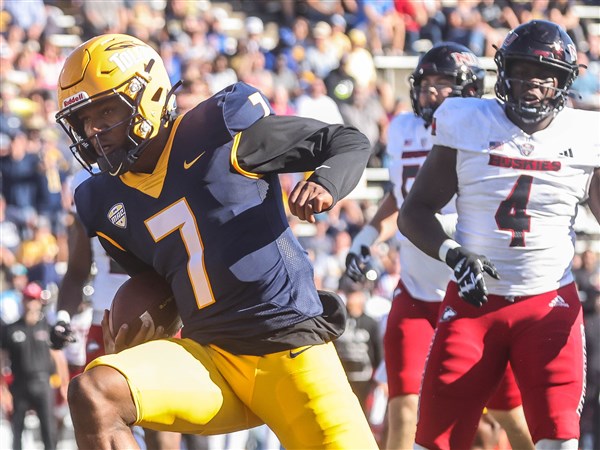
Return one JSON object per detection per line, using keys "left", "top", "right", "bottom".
{"left": 501, "top": 75, "right": 570, "bottom": 124}
{"left": 58, "top": 91, "right": 141, "bottom": 176}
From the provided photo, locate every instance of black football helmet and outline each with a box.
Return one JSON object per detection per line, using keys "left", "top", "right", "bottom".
{"left": 494, "top": 20, "right": 579, "bottom": 124}
{"left": 410, "top": 42, "right": 486, "bottom": 125}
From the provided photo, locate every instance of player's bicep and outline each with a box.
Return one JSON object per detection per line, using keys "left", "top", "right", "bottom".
{"left": 65, "top": 215, "right": 93, "bottom": 280}
{"left": 587, "top": 168, "right": 600, "bottom": 224}
{"left": 404, "top": 145, "right": 458, "bottom": 213}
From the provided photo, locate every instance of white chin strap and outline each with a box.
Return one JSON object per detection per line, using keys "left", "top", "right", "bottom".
{"left": 109, "top": 162, "right": 123, "bottom": 177}
{"left": 535, "top": 439, "right": 578, "bottom": 449}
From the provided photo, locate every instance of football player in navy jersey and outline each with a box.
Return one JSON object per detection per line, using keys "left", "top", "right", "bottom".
{"left": 55, "top": 34, "right": 378, "bottom": 449}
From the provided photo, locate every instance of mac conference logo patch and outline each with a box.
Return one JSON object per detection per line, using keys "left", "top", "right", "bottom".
{"left": 108, "top": 203, "right": 127, "bottom": 229}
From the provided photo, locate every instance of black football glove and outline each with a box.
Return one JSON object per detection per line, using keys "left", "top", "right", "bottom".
{"left": 445, "top": 247, "right": 500, "bottom": 307}
{"left": 50, "top": 321, "right": 75, "bottom": 349}
{"left": 345, "top": 245, "right": 377, "bottom": 283}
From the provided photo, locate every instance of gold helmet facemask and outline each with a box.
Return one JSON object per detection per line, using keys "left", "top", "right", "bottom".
{"left": 56, "top": 34, "right": 178, "bottom": 176}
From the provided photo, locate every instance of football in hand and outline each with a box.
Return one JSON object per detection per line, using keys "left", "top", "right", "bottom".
{"left": 109, "top": 271, "right": 182, "bottom": 345}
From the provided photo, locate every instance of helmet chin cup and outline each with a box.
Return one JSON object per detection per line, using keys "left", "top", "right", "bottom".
{"left": 419, "top": 106, "right": 435, "bottom": 126}
{"left": 506, "top": 100, "right": 553, "bottom": 124}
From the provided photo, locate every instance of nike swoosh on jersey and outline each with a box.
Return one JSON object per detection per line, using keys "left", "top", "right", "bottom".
{"left": 315, "top": 165, "right": 331, "bottom": 170}
{"left": 289, "top": 345, "right": 314, "bottom": 358}
{"left": 183, "top": 151, "right": 206, "bottom": 169}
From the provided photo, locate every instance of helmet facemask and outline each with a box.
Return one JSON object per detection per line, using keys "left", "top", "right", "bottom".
{"left": 495, "top": 55, "right": 575, "bottom": 124}
{"left": 57, "top": 75, "right": 165, "bottom": 176}
{"left": 410, "top": 74, "right": 471, "bottom": 125}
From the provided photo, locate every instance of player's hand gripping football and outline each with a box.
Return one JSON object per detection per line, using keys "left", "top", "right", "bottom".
{"left": 50, "top": 321, "right": 76, "bottom": 349}
{"left": 445, "top": 247, "right": 500, "bottom": 307}
{"left": 288, "top": 180, "right": 333, "bottom": 223}
{"left": 101, "top": 310, "right": 168, "bottom": 354}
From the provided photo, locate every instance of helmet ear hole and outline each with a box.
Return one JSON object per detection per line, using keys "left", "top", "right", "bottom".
{"left": 151, "top": 88, "right": 163, "bottom": 103}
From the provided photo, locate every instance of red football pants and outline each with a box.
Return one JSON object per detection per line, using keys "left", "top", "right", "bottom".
{"left": 416, "top": 282, "right": 585, "bottom": 449}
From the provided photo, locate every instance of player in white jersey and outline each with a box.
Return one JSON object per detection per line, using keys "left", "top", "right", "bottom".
{"left": 399, "top": 20, "right": 600, "bottom": 450}
{"left": 345, "top": 42, "right": 532, "bottom": 450}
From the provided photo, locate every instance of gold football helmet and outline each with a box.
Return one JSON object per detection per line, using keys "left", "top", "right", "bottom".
{"left": 56, "top": 34, "right": 177, "bottom": 175}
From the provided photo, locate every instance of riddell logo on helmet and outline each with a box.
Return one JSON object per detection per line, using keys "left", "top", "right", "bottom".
{"left": 63, "top": 92, "right": 89, "bottom": 108}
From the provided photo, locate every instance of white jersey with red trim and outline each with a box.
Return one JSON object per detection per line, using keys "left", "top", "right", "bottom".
{"left": 70, "top": 170, "right": 129, "bottom": 324}
{"left": 387, "top": 112, "right": 455, "bottom": 301}
{"left": 432, "top": 97, "right": 600, "bottom": 296}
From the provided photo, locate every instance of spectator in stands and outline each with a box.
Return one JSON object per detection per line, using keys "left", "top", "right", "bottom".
{"left": 2, "top": 0, "right": 47, "bottom": 42}
{"left": 299, "top": 0, "right": 346, "bottom": 24}
{"left": 418, "top": 0, "right": 446, "bottom": 47}
{"left": 550, "top": 0, "right": 587, "bottom": 49}
{"left": 0, "top": 131, "right": 44, "bottom": 239}
{"left": 81, "top": 0, "right": 128, "bottom": 40}
{"left": 206, "top": 54, "right": 238, "bottom": 94}
{"left": 570, "top": 51, "right": 600, "bottom": 110}
{"left": 37, "top": 130, "right": 69, "bottom": 240}
{"left": 270, "top": 84, "right": 296, "bottom": 116}
{"left": 159, "top": 41, "right": 184, "bottom": 88}
{"left": 1, "top": 282, "right": 57, "bottom": 450}
{"left": 0, "top": 193, "right": 21, "bottom": 264}
{"left": 314, "top": 229, "right": 354, "bottom": 291}
{"left": 395, "top": 0, "right": 429, "bottom": 55}
{"left": 17, "top": 216, "right": 59, "bottom": 288}
{"left": 517, "top": 0, "right": 551, "bottom": 23}
{"left": 238, "top": 51, "right": 275, "bottom": 99}
{"left": 272, "top": 53, "right": 302, "bottom": 99}
{"left": 334, "top": 277, "right": 383, "bottom": 413}
{"left": 587, "top": 34, "right": 600, "bottom": 63}
{"left": 574, "top": 249, "right": 600, "bottom": 305}
{"left": 361, "top": 0, "right": 406, "bottom": 55}
{"left": 0, "top": 264, "right": 28, "bottom": 326}
{"left": 32, "top": 35, "right": 65, "bottom": 92}
{"left": 445, "top": 0, "right": 487, "bottom": 56}
{"left": 330, "top": 14, "right": 352, "bottom": 59}
{"left": 295, "top": 75, "right": 344, "bottom": 124}
{"left": 345, "top": 29, "right": 378, "bottom": 89}
{"left": 184, "top": 20, "right": 218, "bottom": 65}
{"left": 305, "top": 21, "right": 340, "bottom": 79}
{"left": 339, "top": 85, "right": 389, "bottom": 168}
{"left": 580, "top": 285, "right": 599, "bottom": 450}
{"left": 476, "top": 0, "right": 520, "bottom": 56}
{"left": 325, "top": 54, "right": 357, "bottom": 106}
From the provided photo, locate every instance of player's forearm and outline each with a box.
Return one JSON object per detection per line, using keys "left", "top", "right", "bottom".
{"left": 398, "top": 202, "right": 451, "bottom": 261}
{"left": 57, "top": 274, "right": 87, "bottom": 317}
{"left": 307, "top": 126, "right": 371, "bottom": 204}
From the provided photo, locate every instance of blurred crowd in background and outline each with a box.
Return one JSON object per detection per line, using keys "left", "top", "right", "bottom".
{"left": 0, "top": 0, "right": 599, "bottom": 449}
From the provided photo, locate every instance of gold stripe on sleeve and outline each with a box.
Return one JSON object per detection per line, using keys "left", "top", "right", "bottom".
{"left": 97, "top": 231, "right": 126, "bottom": 251}
{"left": 230, "top": 132, "right": 263, "bottom": 179}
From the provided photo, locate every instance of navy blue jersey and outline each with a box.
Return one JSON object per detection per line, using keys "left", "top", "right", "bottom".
{"left": 74, "top": 82, "right": 370, "bottom": 354}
